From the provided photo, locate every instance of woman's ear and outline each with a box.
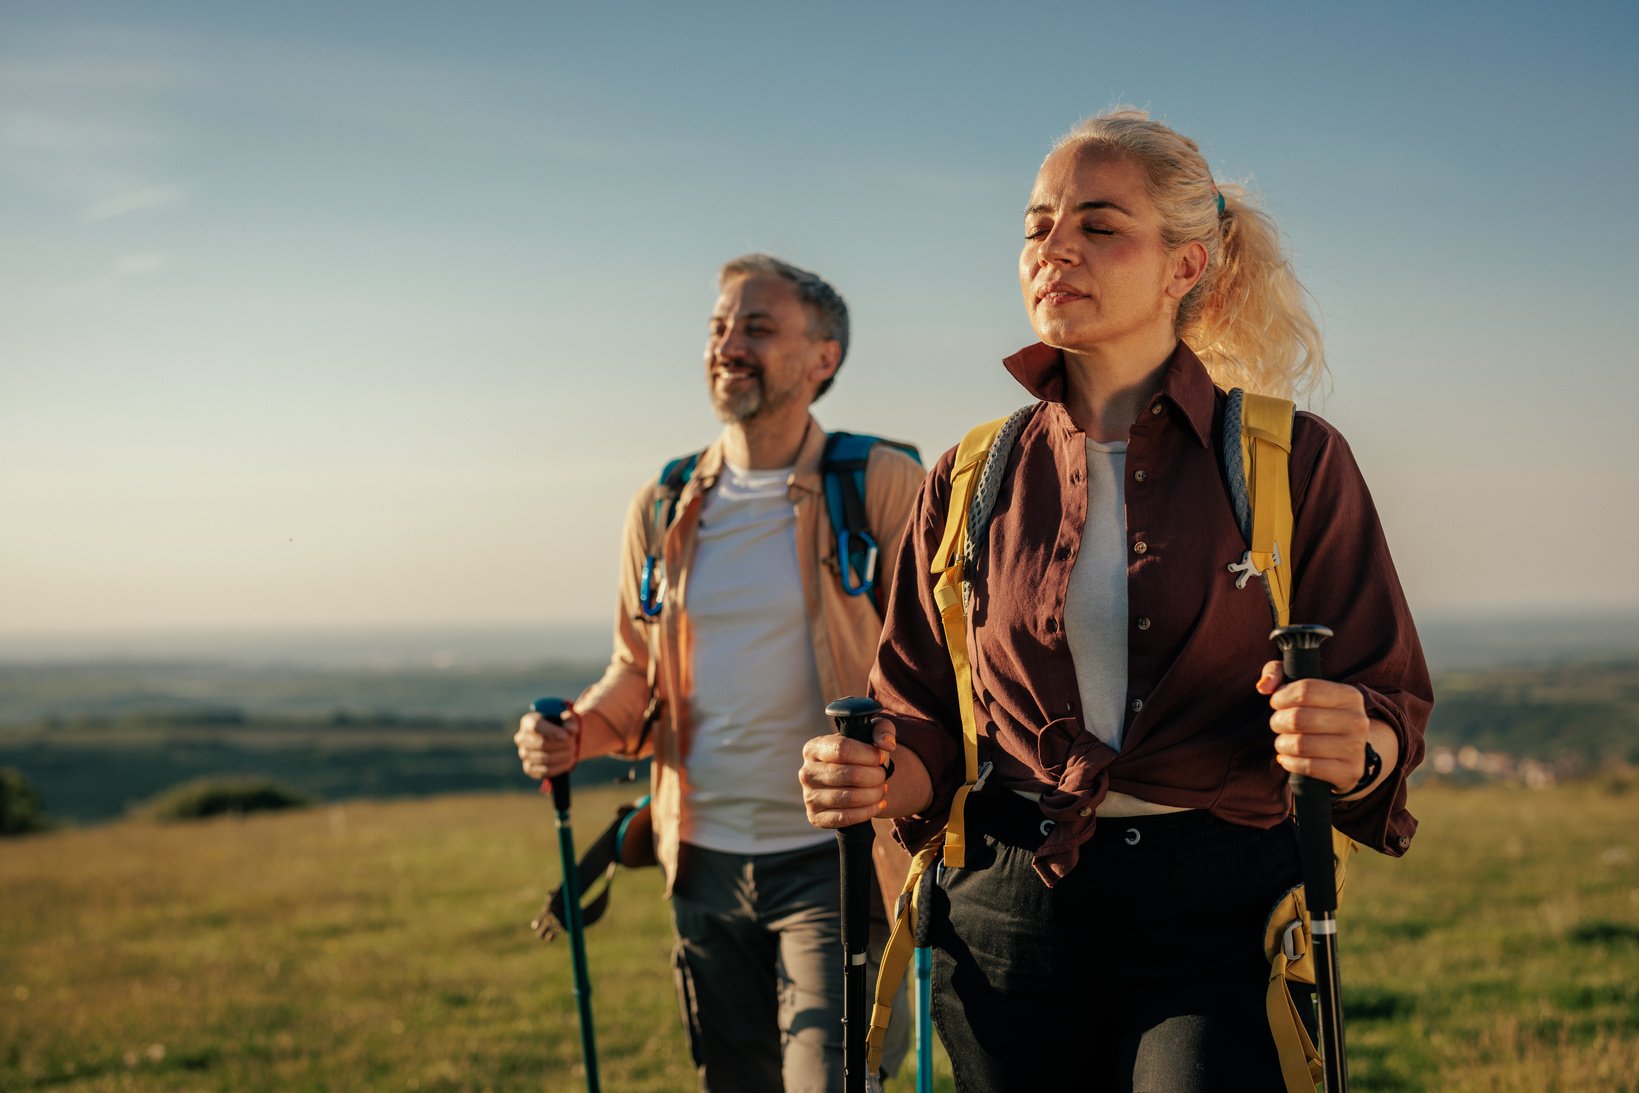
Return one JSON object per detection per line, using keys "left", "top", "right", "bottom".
{"left": 1168, "top": 240, "right": 1209, "bottom": 302}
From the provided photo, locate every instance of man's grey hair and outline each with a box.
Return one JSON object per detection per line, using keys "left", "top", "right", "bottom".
{"left": 718, "top": 253, "right": 849, "bottom": 398}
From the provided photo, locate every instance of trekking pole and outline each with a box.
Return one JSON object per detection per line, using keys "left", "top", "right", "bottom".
{"left": 1270, "top": 625, "right": 1348, "bottom": 1093}
{"left": 827, "top": 696, "right": 882, "bottom": 1093}
{"left": 912, "top": 862, "right": 937, "bottom": 1093}
{"left": 531, "top": 697, "right": 601, "bottom": 1093}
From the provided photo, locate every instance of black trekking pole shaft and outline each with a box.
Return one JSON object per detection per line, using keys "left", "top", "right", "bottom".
{"left": 827, "top": 696, "right": 881, "bottom": 1093}
{"left": 1270, "top": 626, "right": 1348, "bottom": 1093}
{"left": 532, "top": 698, "right": 600, "bottom": 1093}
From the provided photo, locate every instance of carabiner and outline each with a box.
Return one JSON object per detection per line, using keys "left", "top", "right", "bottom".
{"left": 639, "top": 555, "right": 665, "bottom": 617}
{"left": 837, "top": 529, "right": 879, "bottom": 597}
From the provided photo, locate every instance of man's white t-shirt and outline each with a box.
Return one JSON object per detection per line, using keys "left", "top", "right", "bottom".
{"left": 682, "top": 461, "right": 833, "bottom": 854}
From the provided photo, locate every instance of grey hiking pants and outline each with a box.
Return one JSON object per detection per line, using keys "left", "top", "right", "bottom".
{"left": 671, "top": 840, "right": 906, "bottom": 1093}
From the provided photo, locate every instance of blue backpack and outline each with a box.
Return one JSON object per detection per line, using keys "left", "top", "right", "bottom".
{"left": 638, "top": 431, "right": 921, "bottom": 617}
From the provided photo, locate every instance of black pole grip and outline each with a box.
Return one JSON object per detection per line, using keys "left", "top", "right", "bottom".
{"left": 532, "top": 697, "right": 573, "bottom": 813}
{"left": 1269, "top": 625, "right": 1337, "bottom": 913}
{"left": 827, "top": 697, "right": 881, "bottom": 851}
{"left": 827, "top": 695, "right": 882, "bottom": 744}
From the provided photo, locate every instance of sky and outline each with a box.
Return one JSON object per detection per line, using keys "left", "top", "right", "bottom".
{"left": 3, "top": 0, "right": 1638, "bottom": 656}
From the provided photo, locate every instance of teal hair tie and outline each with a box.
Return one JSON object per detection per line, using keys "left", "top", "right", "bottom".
{"left": 1214, "top": 187, "right": 1226, "bottom": 216}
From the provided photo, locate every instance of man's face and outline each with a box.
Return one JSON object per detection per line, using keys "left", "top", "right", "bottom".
{"left": 704, "top": 273, "right": 837, "bottom": 425}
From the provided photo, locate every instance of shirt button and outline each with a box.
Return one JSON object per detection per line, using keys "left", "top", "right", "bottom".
{"left": 1133, "top": 541, "right": 1148, "bottom": 554}
{"left": 1078, "top": 806, "right": 1092, "bottom": 818}
{"left": 1398, "top": 835, "right": 1411, "bottom": 849}
{"left": 1134, "top": 469, "right": 1148, "bottom": 482}
{"left": 1136, "top": 616, "right": 1151, "bottom": 630}
{"left": 1150, "top": 403, "right": 1163, "bottom": 415}
{"left": 1130, "top": 698, "right": 1145, "bottom": 713}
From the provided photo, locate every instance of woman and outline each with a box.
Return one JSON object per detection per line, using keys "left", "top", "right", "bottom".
{"left": 799, "top": 109, "right": 1431, "bottom": 1090}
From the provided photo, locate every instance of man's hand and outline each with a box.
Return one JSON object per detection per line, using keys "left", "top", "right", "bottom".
{"left": 516, "top": 708, "right": 580, "bottom": 782}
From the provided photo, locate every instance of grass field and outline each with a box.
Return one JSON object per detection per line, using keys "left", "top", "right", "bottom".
{"left": 4, "top": 781, "right": 1636, "bottom": 1091}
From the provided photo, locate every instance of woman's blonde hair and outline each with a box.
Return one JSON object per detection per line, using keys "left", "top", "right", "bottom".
{"left": 1053, "top": 108, "right": 1326, "bottom": 399}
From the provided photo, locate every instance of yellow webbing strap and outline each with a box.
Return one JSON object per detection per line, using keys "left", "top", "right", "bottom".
{"left": 863, "top": 416, "right": 1007, "bottom": 1073}
{"left": 864, "top": 843, "right": 942, "bottom": 1071}
{"left": 1238, "top": 393, "right": 1296, "bottom": 628}
{"left": 1264, "top": 882, "right": 1322, "bottom": 1090}
{"left": 929, "top": 415, "right": 1009, "bottom": 869}
{"left": 1264, "top": 829, "right": 1358, "bottom": 1092}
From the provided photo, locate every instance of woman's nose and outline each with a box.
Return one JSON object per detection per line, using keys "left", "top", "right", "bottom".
{"left": 1037, "top": 224, "right": 1078, "bottom": 267}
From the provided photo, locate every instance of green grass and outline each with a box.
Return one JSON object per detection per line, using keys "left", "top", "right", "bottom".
{"left": 3, "top": 782, "right": 1636, "bottom": 1091}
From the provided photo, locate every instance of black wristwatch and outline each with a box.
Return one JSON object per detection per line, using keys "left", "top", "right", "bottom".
{"left": 1333, "top": 740, "right": 1382, "bottom": 798}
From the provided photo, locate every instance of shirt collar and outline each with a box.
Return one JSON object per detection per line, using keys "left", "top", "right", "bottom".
{"left": 694, "top": 413, "right": 827, "bottom": 494}
{"left": 1001, "top": 340, "right": 1217, "bottom": 449}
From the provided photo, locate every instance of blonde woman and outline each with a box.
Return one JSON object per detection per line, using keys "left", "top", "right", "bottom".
{"left": 800, "top": 109, "right": 1431, "bottom": 1089}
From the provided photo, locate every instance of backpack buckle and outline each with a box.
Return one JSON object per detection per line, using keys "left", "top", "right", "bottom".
{"left": 971, "top": 760, "right": 993, "bottom": 794}
{"left": 1281, "top": 917, "right": 1306, "bottom": 960}
{"left": 837, "top": 529, "right": 879, "bottom": 597}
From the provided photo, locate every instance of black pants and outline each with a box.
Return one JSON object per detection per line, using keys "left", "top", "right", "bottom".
{"left": 930, "top": 794, "right": 1301, "bottom": 1092}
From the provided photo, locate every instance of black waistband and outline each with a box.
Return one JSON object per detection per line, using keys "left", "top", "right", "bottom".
{"left": 963, "top": 791, "right": 1284, "bottom": 859}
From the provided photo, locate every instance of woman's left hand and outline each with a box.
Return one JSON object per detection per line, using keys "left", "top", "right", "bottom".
{"left": 1256, "top": 661, "right": 1370, "bottom": 794}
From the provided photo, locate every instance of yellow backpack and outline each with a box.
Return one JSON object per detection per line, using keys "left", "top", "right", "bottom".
{"left": 866, "top": 392, "right": 1351, "bottom": 1092}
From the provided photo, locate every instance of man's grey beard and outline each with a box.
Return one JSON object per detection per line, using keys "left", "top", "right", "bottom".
{"left": 711, "top": 382, "right": 763, "bottom": 423}
{"left": 711, "top": 374, "right": 796, "bottom": 425}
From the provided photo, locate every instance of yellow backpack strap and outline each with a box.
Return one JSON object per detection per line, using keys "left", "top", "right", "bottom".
{"left": 864, "top": 843, "right": 942, "bottom": 1072}
{"left": 865, "top": 409, "right": 1032, "bottom": 1069}
{"left": 929, "top": 414, "right": 1010, "bottom": 867}
{"left": 1226, "top": 391, "right": 1296, "bottom": 628}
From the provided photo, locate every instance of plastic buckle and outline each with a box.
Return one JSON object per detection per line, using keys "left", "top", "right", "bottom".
{"left": 639, "top": 556, "right": 665, "bottom": 617}
{"left": 1281, "top": 918, "right": 1306, "bottom": 961}
{"left": 971, "top": 760, "right": 993, "bottom": 794}
{"left": 837, "top": 529, "right": 879, "bottom": 597}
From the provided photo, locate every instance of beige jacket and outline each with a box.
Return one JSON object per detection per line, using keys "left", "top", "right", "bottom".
{"left": 575, "top": 417, "right": 926, "bottom": 898}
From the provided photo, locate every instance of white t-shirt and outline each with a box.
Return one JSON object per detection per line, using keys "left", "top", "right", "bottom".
{"left": 681, "top": 461, "right": 833, "bottom": 854}
{"left": 1064, "top": 438, "right": 1185, "bottom": 818}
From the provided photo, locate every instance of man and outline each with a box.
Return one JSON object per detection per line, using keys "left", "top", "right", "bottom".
{"left": 516, "top": 254, "right": 923, "bottom": 1092}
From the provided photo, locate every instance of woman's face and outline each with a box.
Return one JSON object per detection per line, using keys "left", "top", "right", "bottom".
{"left": 1019, "top": 145, "right": 1194, "bottom": 360}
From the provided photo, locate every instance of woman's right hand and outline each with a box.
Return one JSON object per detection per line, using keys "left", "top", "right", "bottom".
{"left": 799, "top": 731, "right": 889, "bottom": 828}
{"left": 800, "top": 718, "right": 932, "bottom": 828}
{"left": 515, "top": 708, "right": 580, "bottom": 782}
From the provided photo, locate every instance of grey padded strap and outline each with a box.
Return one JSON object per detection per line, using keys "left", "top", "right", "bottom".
{"left": 962, "top": 404, "right": 1035, "bottom": 609}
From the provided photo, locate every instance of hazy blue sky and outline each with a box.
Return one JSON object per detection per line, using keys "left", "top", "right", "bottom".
{"left": 4, "top": 0, "right": 1637, "bottom": 648}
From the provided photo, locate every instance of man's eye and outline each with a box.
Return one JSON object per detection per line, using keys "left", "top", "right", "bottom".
{"left": 1024, "top": 226, "right": 1048, "bottom": 240}
{"left": 1084, "top": 225, "right": 1115, "bottom": 236}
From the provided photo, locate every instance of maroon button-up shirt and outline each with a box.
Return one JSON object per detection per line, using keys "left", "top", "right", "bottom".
{"left": 873, "top": 341, "right": 1432, "bottom": 884}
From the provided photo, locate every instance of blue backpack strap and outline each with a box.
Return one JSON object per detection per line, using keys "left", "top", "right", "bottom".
{"left": 821, "top": 432, "right": 922, "bottom": 601}
{"left": 639, "top": 451, "right": 701, "bottom": 617}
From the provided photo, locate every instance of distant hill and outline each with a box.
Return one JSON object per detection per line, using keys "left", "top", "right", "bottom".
{"left": 1427, "top": 659, "right": 1639, "bottom": 768}
{"left": 3, "top": 628, "right": 1636, "bottom": 825}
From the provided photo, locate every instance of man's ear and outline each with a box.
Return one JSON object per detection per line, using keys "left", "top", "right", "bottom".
{"left": 809, "top": 338, "right": 842, "bottom": 387}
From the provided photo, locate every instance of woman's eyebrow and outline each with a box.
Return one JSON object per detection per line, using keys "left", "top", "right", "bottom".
{"left": 1024, "top": 199, "right": 1133, "bottom": 217}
